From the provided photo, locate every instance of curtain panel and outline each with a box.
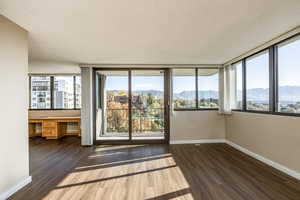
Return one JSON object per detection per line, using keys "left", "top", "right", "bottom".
{"left": 219, "top": 65, "right": 236, "bottom": 114}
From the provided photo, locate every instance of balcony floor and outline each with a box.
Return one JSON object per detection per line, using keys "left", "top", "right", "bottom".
{"left": 98, "top": 132, "right": 165, "bottom": 140}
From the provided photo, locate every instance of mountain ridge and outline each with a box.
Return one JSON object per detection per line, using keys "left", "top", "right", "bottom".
{"left": 108, "top": 86, "right": 300, "bottom": 102}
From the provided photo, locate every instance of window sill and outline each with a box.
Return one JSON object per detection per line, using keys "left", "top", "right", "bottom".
{"left": 29, "top": 109, "right": 81, "bottom": 111}
{"left": 174, "top": 108, "right": 218, "bottom": 111}
{"left": 232, "top": 110, "right": 300, "bottom": 118}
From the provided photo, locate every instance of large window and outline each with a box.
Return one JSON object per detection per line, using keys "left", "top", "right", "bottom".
{"left": 75, "top": 76, "right": 81, "bottom": 109}
{"left": 30, "top": 76, "right": 51, "bottom": 109}
{"left": 246, "top": 50, "right": 270, "bottom": 111}
{"left": 173, "top": 68, "right": 219, "bottom": 110}
{"left": 230, "top": 33, "right": 300, "bottom": 116}
{"left": 30, "top": 75, "right": 81, "bottom": 110}
{"left": 173, "top": 69, "right": 196, "bottom": 109}
{"left": 277, "top": 36, "right": 300, "bottom": 113}
{"left": 198, "top": 69, "right": 219, "bottom": 108}
{"left": 54, "top": 76, "right": 74, "bottom": 109}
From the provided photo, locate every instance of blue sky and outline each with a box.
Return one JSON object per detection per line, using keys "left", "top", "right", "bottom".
{"left": 277, "top": 38, "right": 300, "bottom": 87}
{"left": 238, "top": 37, "right": 300, "bottom": 90}
{"left": 173, "top": 74, "right": 219, "bottom": 93}
{"left": 105, "top": 74, "right": 219, "bottom": 93}
{"left": 105, "top": 37, "right": 300, "bottom": 92}
{"left": 105, "top": 76, "right": 164, "bottom": 91}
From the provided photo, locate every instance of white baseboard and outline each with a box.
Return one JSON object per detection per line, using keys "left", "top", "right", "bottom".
{"left": 0, "top": 176, "right": 32, "bottom": 200}
{"left": 226, "top": 140, "right": 300, "bottom": 181}
{"left": 170, "top": 139, "right": 300, "bottom": 180}
{"left": 170, "top": 139, "right": 226, "bottom": 144}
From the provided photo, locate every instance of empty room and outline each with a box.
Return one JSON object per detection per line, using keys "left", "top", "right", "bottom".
{"left": 1, "top": 0, "right": 300, "bottom": 199}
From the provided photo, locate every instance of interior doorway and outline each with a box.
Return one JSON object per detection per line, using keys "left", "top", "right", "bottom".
{"left": 94, "top": 68, "right": 170, "bottom": 144}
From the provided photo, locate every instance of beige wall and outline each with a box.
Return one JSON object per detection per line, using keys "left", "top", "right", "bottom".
{"left": 171, "top": 111, "right": 226, "bottom": 141}
{"left": 226, "top": 112, "right": 300, "bottom": 173}
{"left": 0, "top": 16, "right": 29, "bottom": 197}
{"left": 29, "top": 60, "right": 80, "bottom": 74}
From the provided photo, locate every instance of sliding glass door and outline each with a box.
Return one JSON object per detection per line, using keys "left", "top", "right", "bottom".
{"left": 96, "top": 70, "right": 129, "bottom": 140}
{"left": 95, "top": 69, "right": 168, "bottom": 143}
{"left": 131, "top": 70, "right": 165, "bottom": 140}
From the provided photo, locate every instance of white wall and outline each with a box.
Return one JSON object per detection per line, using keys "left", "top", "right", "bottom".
{"left": 170, "top": 111, "right": 226, "bottom": 142}
{"left": 0, "top": 16, "right": 30, "bottom": 199}
{"left": 81, "top": 67, "right": 93, "bottom": 145}
{"left": 29, "top": 60, "right": 80, "bottom": 74}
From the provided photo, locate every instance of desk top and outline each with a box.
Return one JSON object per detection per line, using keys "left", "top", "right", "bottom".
{"left": 29, "top": 117, "right": 80, "bottom": 121}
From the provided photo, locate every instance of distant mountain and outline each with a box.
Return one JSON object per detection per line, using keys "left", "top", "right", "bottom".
{"left": 173, "top": 90, "right": 218, "bottom": 100}
{"left": 108, "top": 90, "right": 164, "bottom": 99}
{"left": 108, "top": 86, "right": 300, "bottom": 103}
{"left": 278, "top": 86, "right": 300, "bottom": 102}
{"left": 245, "top": 86, "right": 300, "bottom": 102}
{"left": 133, "top": 90, "right": 164, "bottom": 99}
{"left": 246, "top": 88, "right": 269, "bottom": 101}
{"left": 108, "top": 90, "right": 218, "bottom": 100}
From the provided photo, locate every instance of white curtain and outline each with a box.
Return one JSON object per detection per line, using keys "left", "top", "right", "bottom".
{"left": 96, "top": 109, "right": 102, "bottom": 137}
{"left": 219, "top": 65, "right": 236, "bottom": 114}
{"left": 218, "top": 67, "right": 225, "bottom": 114}
{"left": 169, "top": 68, "right": 175, "bottom": 116}
{"left": 99, "top": 75, "right": 107, "bottom": 135}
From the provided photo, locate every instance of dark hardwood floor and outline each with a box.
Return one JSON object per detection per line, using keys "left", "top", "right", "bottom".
{"left": 10, "top": 137, "right": 300, "bottom": 200}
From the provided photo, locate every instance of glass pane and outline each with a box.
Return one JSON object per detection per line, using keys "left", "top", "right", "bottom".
{"left": 53, "top": 76, "right": 74, "bottom": 109}
{"left": 246, "top": 51, "right": 269, "bottom": 111}
{"left": 277, "top": 36, "right": 300, "bottom": 113}
{"left": 30, "top": 76, "right": 51, "bottom": 109}
{"left": 75, "top": 76, "right": 81, "bottom": 109}
{"left": 233, "top": 62, "right": 243, "bottom": 109}
{"left": 197, "top": 69, "right": 219, "bottom": 108}
{"left": 131, "top": 70, "right": 165, "bottom": 140}
{"left": 173, "top": 69, "right": 196, "bottom": 109}
{"left": 96, "top": 70, "right": 129, "bottom": 140}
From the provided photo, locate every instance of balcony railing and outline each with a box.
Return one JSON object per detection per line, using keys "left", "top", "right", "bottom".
{"left": 105, "top": 108, "right": 164, "bottom": 134}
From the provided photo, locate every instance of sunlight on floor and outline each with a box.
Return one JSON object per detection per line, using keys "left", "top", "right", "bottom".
{"left": 43, "top": 145, "right": 193, "bottom": 200}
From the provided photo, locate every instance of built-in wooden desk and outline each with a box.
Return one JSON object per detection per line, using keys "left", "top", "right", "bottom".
{"left": 29, "top": 117, "right": 81, "bottom": 139}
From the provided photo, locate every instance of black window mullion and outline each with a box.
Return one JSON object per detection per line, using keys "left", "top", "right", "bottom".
{"left": 273, "top": 45, "right": 279, "bottom": 112}
{"left": 242, "top": 59, "right": 246, "bottom": 111}
{"left": 195, "top": 68, "right": 199, "bottom": 109}
{"left": 50, "top": 76, "right": 54, "bottom": 109}
{"left": 269, "top": 46, "right": 276, "bottom": 113}
{"left": 128, "top": 70, "right": 132, "bottom": 141}
{"left": 29, "top": 76, "right": 32, "bottom": 109}
{"left": 73, "top": 76, "right": 76, "bottom": 109}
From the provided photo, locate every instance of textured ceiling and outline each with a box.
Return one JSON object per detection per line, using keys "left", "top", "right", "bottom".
{"left": 1, "top": 0, "right": 300, "bottom": 65}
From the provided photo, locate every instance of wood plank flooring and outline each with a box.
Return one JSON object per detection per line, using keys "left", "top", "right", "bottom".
{"left": 10, "top": 137, "right": 300, "bottom": 200}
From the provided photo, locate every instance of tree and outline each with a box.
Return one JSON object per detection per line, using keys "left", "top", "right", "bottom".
{"left": 147, "top": 93, "right": 155, "bottom": 107}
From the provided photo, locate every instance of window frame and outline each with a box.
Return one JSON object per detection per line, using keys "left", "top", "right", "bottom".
{"left": 244, "top": 48, "right": 271, "bottom": 113}
{"left": 29, "top": 74, "right": 81, "bottom": 110}
{"left": 232, "top": 32, "right": 300, "bottom": 117}
{"left": 173, "top": 67, "right": 219, "bottom": 111}
{"left": 231, "top": 61, "right": 244, "bottom": 111}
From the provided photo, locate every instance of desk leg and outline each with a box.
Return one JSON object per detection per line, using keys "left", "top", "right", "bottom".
{"left": 57, "top": 123, "right": 68, "bottom": 138}
{"left": 29, "top": 123, "right": 36, "bottom": 137}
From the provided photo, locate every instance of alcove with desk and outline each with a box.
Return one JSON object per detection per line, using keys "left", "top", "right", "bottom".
{"left": 29, "top": 110, "right": 81, "bottom": 139}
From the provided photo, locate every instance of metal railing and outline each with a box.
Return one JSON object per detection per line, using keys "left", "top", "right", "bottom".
{"left": 105, "top": 108, "right": 164, "bottom": 134}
